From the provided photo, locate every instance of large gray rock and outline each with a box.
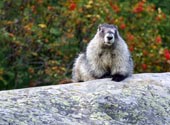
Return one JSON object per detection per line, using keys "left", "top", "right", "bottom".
{"left": 0, "top": 73, "right": 170, "bottom": 125}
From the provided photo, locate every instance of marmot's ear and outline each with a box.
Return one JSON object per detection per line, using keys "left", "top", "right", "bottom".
{"left": 98, "top": 24, "right": 102, "bottom": 31}
{"left": 114, "top": 25, "right": 118, "bottom": 39}
{"left": 115, "top": 30, "right": 118, "bottom": 39}
{"left": 115, "top": 25, "right": 118, "bottom": 29}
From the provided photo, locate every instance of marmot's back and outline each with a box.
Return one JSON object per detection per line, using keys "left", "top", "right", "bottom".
{"left": 72, "top": 24, "right": 133, "bottom": 82}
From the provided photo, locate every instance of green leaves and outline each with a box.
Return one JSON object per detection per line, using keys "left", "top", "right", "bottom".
{"left": 0, "top": 0, "right": 170, "bottom": 90}
{"left": 50, "top": 28, "right": 61, "bottom": 37}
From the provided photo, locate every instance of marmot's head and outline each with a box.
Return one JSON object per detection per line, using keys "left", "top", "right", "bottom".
{"left": 96, "top": 24, "right": 118, "bottom": 46}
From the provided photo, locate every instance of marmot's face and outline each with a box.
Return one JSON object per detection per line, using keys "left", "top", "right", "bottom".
{"left": 97, "top": 24, "right": 118, "bottom": 46}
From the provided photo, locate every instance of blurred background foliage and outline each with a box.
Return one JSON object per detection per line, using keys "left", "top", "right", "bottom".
{"left": 0, "top": 0, "right": 170, "bottom": 90}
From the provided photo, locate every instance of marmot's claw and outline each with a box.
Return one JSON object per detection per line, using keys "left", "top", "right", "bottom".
{"left": 112, "top": 74, "right": 126, "bottom": 82}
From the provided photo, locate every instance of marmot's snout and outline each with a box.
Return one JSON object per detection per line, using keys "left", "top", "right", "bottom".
{"left": 104, "top": 32, "right": 115, "bottom": 45}
{"left": 107, "top": 36, "right": 113, "bottom": 40}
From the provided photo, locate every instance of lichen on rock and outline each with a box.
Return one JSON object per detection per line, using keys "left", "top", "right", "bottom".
{"left": 0, "top": 73, "right": 170, "bottom": 125}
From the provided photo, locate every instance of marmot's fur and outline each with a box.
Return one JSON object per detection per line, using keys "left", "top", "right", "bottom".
{"left": 72, "top": 24, "right": 133, "bottom": 82}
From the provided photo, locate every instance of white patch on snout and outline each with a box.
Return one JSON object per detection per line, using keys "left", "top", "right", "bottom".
{"left": 104, "top": 33, "right": 115, "bottom": 45}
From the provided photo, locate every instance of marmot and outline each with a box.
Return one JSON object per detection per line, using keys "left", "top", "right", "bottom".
{"left": 72, "top": 24, "right": 133, "bottom": 82}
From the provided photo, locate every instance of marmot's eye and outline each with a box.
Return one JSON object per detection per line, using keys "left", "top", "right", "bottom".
{"left": 101, "top": 29, "right": 104, "bottom": 33}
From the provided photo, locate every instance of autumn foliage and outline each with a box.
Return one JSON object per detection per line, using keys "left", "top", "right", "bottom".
{"left": 0, "top": 0, "right": 170, "bottom": 90}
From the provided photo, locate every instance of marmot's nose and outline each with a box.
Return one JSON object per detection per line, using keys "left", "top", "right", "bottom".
{"left": 107, "top": 36, "right": 113, "bottom": 40}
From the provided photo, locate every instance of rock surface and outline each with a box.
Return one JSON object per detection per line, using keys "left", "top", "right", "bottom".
{"left": 0, "top": 73, "right": 170, "bottom": 125}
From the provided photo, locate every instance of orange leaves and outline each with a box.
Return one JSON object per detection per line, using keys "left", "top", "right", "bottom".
{"left": 156, "top": 8, "right": 166, "bottom": 21}
{"left": 8, "top": 33, "right": 15, "bottom": 38}
{"left": 164, "top": 49, "right": 170, "bottom": 61}
{"left": 36, "top": 0, "right": 43, "bottom": 4}
{"left": 126, "top": 33, "right": 135, "bottom": 52}
{"left": 110, "top": 4, "right": 120, "bottom": 13}
{"left": 155, "top": 35, "right": 162, "bottom": 44}
{"left": 38, "top": 24, "right": 47, "bottom": 28}
{"left": 4, "top": 21, "right": 15, "bottom": 25}
{"left": 146, "top": 4, "right": 155, "bottom": 13}
{"left": 45, "top": 60, "right": 66, "bottom": 77}
{"left": 156, "top": 13, "right": 166, "bottom": 21}
{"left": 142, "top": 64, "right": 147, "bottom": 70}
{"left": 0, "top": 69, "right": 4, "bottom": 76}
{"left": 126, "top": 33, "right": 135, "bottom": 41}
{"left": 48, "top": 6, "right": 55, "bottom": 11}
{"left": 31, "top": 5, "right": 37, "bottom": 14}
{"left": 24, "top": 23, "right": 34, "bottom": 32}
{"left": 133, "top": 1, "right": 145, "bottom": 13}
{"left": 66, "top": 32, "right": 74, "bottom": 39}
{"left": 28, "top": 67, "right": 35, "bottom": 74}
{"left": 69, "top": 2, "right": 76, "bottom": 11}
{"left": 120, "top": 23, "right": 126, "bottom": 30}
{"left": 109, "top": 1, "right": 120, "bottom": 13}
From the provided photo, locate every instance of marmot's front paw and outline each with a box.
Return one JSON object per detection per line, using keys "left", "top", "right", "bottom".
{"left": 112, "top": 74, "right": 127, "bottom": 82}
{"left": 100, "top": 72, "right": 111, "bottom": 79}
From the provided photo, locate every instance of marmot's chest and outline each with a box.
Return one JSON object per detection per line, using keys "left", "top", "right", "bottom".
{"left": 98, "top": 51, "right": 115, "bottom": 69}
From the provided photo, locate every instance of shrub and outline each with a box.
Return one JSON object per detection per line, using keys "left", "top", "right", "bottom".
{"left": 0, "top": 0, "right": 170, "bottom": 90}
